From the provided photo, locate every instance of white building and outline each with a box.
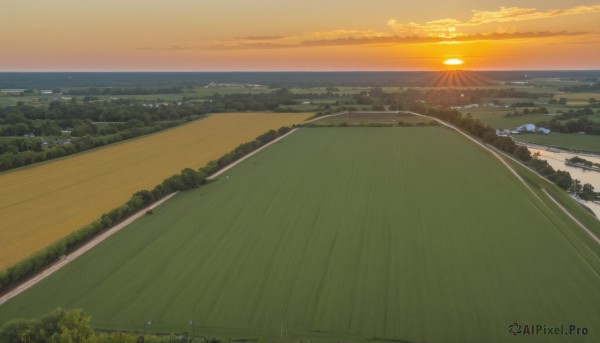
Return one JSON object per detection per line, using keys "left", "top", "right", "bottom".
{"left": 516, "top": 124, "right": 536, "bottom": 132}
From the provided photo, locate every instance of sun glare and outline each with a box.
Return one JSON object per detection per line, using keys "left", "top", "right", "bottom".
{"left": 443, "top": 58, "right": 464, "bottom": 66}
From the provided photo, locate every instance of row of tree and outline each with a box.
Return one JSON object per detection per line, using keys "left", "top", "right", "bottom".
{"left": 503, "top": 107, "right": 549, "bottom": 117}
{"left": 64, "top": 87, "right": 184, "bottom": 96}
{"left": 364, "top": 88, "right": 546, "bottom": 108}
{"left": 0, "top": 101, "right": 199, "bottom": 123}
{"left": 0, "top": 126, "right": 292, "bottom": 295}
{"left": 0, "top": 308, "right": 199, "bottom": 342}
{"left": 0, "top": 88, "right": 322, "bottom": 171}
{"left": 408, "top": 103, "right": 580, "bottom": 192}
{"left": 559, "top": 82, "right": 600, "bottom": 92}
{"left": 0, "top": 118, "right": 198, "bottom": 171}
{"left": 535, "top": 117, "right": 600, "bottom": 135}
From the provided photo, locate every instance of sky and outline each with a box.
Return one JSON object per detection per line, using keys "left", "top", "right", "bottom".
{"left": 1, "top": 0, "right": 599, "bottom": 71}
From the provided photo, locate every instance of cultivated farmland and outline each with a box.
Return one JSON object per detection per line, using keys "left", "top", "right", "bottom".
{"left": 0, "top": 113, "right": 311, "bottom": 269}
{"left": 1, "top": 128, "right": 599, "bottom": 342}
{"left": 313, "top": 111, "right": 432, "bottom": 125}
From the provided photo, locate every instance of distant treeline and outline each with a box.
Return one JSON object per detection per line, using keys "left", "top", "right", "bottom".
{"left": 0, "top": 126, "right": 292, "bottom": 295}
{"left": 0, "top": 90, "right": 304, "bottom": 171}
{"left": 2, "top": 71, "right": 600, "bottom": 89}
{"left": 0, "top": 100, "right": 199, "bottom": 123}
{"left": 207, "top": 88, "right": 296, "bottom": 111}
{"left": 0, "top": 118, "right": 198, "bottom": 171}
{"left": 355, "top": 87, "right": 545, "bottom": 108}
{"left": 64, "top": 86, "right": 184, "bottom": 96}
{"left": 559, "top": 82, "right": 600, "bottom": 92}
{"left": 0, "top": 100, "right": 209, "bottom": 171}
{"left": 504, "top": 107, "right": 549, "bottom": 117}
{"left": 535, "top": 107, "right": 600, "bottom": 135}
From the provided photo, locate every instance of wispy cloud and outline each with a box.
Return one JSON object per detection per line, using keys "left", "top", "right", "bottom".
{"left": 139, "top": 4, "right": 598, "bottom": 52}
{"left": 139, "top": 31, "right": 588, "bottom": 51}
{"left": 235, "top": 36, "right": 285, "bottom": 40}
{"left": 388, "top": 4, "right": 600, "bottom": 37}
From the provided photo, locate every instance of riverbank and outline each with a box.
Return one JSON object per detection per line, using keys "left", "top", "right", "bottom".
{"left": 513, "top": 139, "right": 600, "bottom": 158}
{"left": 519, "top": 143, "right": 600, "bottom": 218}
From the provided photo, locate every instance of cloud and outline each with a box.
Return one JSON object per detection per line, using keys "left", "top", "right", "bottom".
{"left": 388, "top": 4, "right": 600, "bottom": 37}
{"left": 139, "top": 31, "right": 588, "bottom": 51}
{"left": 469, "top": 5, "right": 600, "bottom": 25}
{"left": 235, "top": 36, "right": 284, "bottom": 40}
{"left": 138, "top": 4, "right": 598, "bottom": 52}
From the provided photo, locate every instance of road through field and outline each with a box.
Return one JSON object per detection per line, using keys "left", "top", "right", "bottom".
{"left": 0, "top": 113, "right": 311, "bottom": 269}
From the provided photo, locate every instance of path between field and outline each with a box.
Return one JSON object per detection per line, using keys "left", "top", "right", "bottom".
{"left": 0, "top": 192, "right": 178, "bottom": 306}
{"left": 0, "top": 112, "right": 346, "bottom": 306}
{"left": 407, "top": 111, "right": 600, "bottom": 246}
{"left": 541, "top": 189, "right": 600, "bottom": 245}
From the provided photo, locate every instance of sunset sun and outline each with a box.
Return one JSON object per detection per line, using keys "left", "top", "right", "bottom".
{"left": 443, "top": 58, "right": 464, "bottom": 66}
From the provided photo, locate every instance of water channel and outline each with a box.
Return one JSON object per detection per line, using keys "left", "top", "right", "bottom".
{"left": 522, "top": 144, "right": 600, "bottom": 218}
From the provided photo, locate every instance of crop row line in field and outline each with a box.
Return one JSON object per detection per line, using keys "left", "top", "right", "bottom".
{"left": 0, "top": 117, "right": 311, "bottom": 304}
{"left": 0, "top": 192, "right": 178, "bottom": 307}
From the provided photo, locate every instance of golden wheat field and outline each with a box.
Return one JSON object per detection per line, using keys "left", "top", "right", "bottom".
{"left": 0, "top": 113, "right": 311, "bottom": 270}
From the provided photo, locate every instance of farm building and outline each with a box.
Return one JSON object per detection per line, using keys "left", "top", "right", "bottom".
{"left": 536, "top": 127, "right": 551, "bottom": 134}
{"left": 516, "top": 124, "right": 536, "bottom": 132}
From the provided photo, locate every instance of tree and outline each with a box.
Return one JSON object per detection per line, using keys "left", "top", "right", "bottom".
{"left": 513, "top": 146, "right": 531, "bottom": 162}
{"left": 571, "top": 179, "right": 582, "bottom": 193}
{"left": 0, "top": 308, "right": 93, "bottom": 342}
{"left": 579, "top": 183, "right": 596, "bottom": 200}
{"left": 550, "top": 170, "right": 573, "bottom": 190}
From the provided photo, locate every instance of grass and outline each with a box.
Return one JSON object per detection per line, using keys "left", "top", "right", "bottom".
{"left": 0, "top": 113, "right": 312, "bottom": 270}
{"left": 459, "top": 107, "right": 552, "bottom": 129}
{"left": 514, "top": 133, "right": 600, "bottom": 154}
{"left": 314, "top": 111, "right": 432, "bottom": 125}
{"left": 499, "top": 154, "right": 600, "bottom": 238}
{"left": 1, "top": 127, "right": 599, "bottom": 342}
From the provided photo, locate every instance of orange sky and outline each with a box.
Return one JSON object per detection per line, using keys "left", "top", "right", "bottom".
{"left": 1, "top": 1, "right": 599, "bottom": 71}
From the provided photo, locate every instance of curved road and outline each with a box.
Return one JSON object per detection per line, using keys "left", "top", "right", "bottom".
{"left": 407, "top": 111, "right": 600, "bottom": 246}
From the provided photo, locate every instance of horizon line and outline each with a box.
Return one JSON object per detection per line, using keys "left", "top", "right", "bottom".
{"left": 0, "top": 69, "right": 599, "bottom": 73}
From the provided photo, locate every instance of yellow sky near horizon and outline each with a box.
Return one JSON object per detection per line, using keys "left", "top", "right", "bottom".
{"left": 1, "top": 1, "right": 599, "bottom": 71}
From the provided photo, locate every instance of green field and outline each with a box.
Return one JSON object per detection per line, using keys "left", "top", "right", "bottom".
{"left": 459, "top": 107, "right": 553, "bottom": 129}
{"left": 514, "top": 133, "right": 600, "bottom": 154}
{"left": 1, "top": 128, "right": 600, "bottom": 342}
{"left": 314, "top": 112, "right": 432, "bottom": 125}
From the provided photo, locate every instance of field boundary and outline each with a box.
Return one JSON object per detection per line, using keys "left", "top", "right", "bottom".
{"left": 0, "top": 115, "right": 209, "bottom": 176}
{"left": 0, "top": 192, "right": 178, "bottom": 306}
{"left": 0, "top": 113, "right": 344, "bottom": 307}
{"left": 407, "top": 111, "right": 600, "bottom": 246}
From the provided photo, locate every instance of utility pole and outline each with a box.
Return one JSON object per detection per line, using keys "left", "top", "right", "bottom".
{"left": 190, "top": 316, "right": 195, "bottom": 342}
